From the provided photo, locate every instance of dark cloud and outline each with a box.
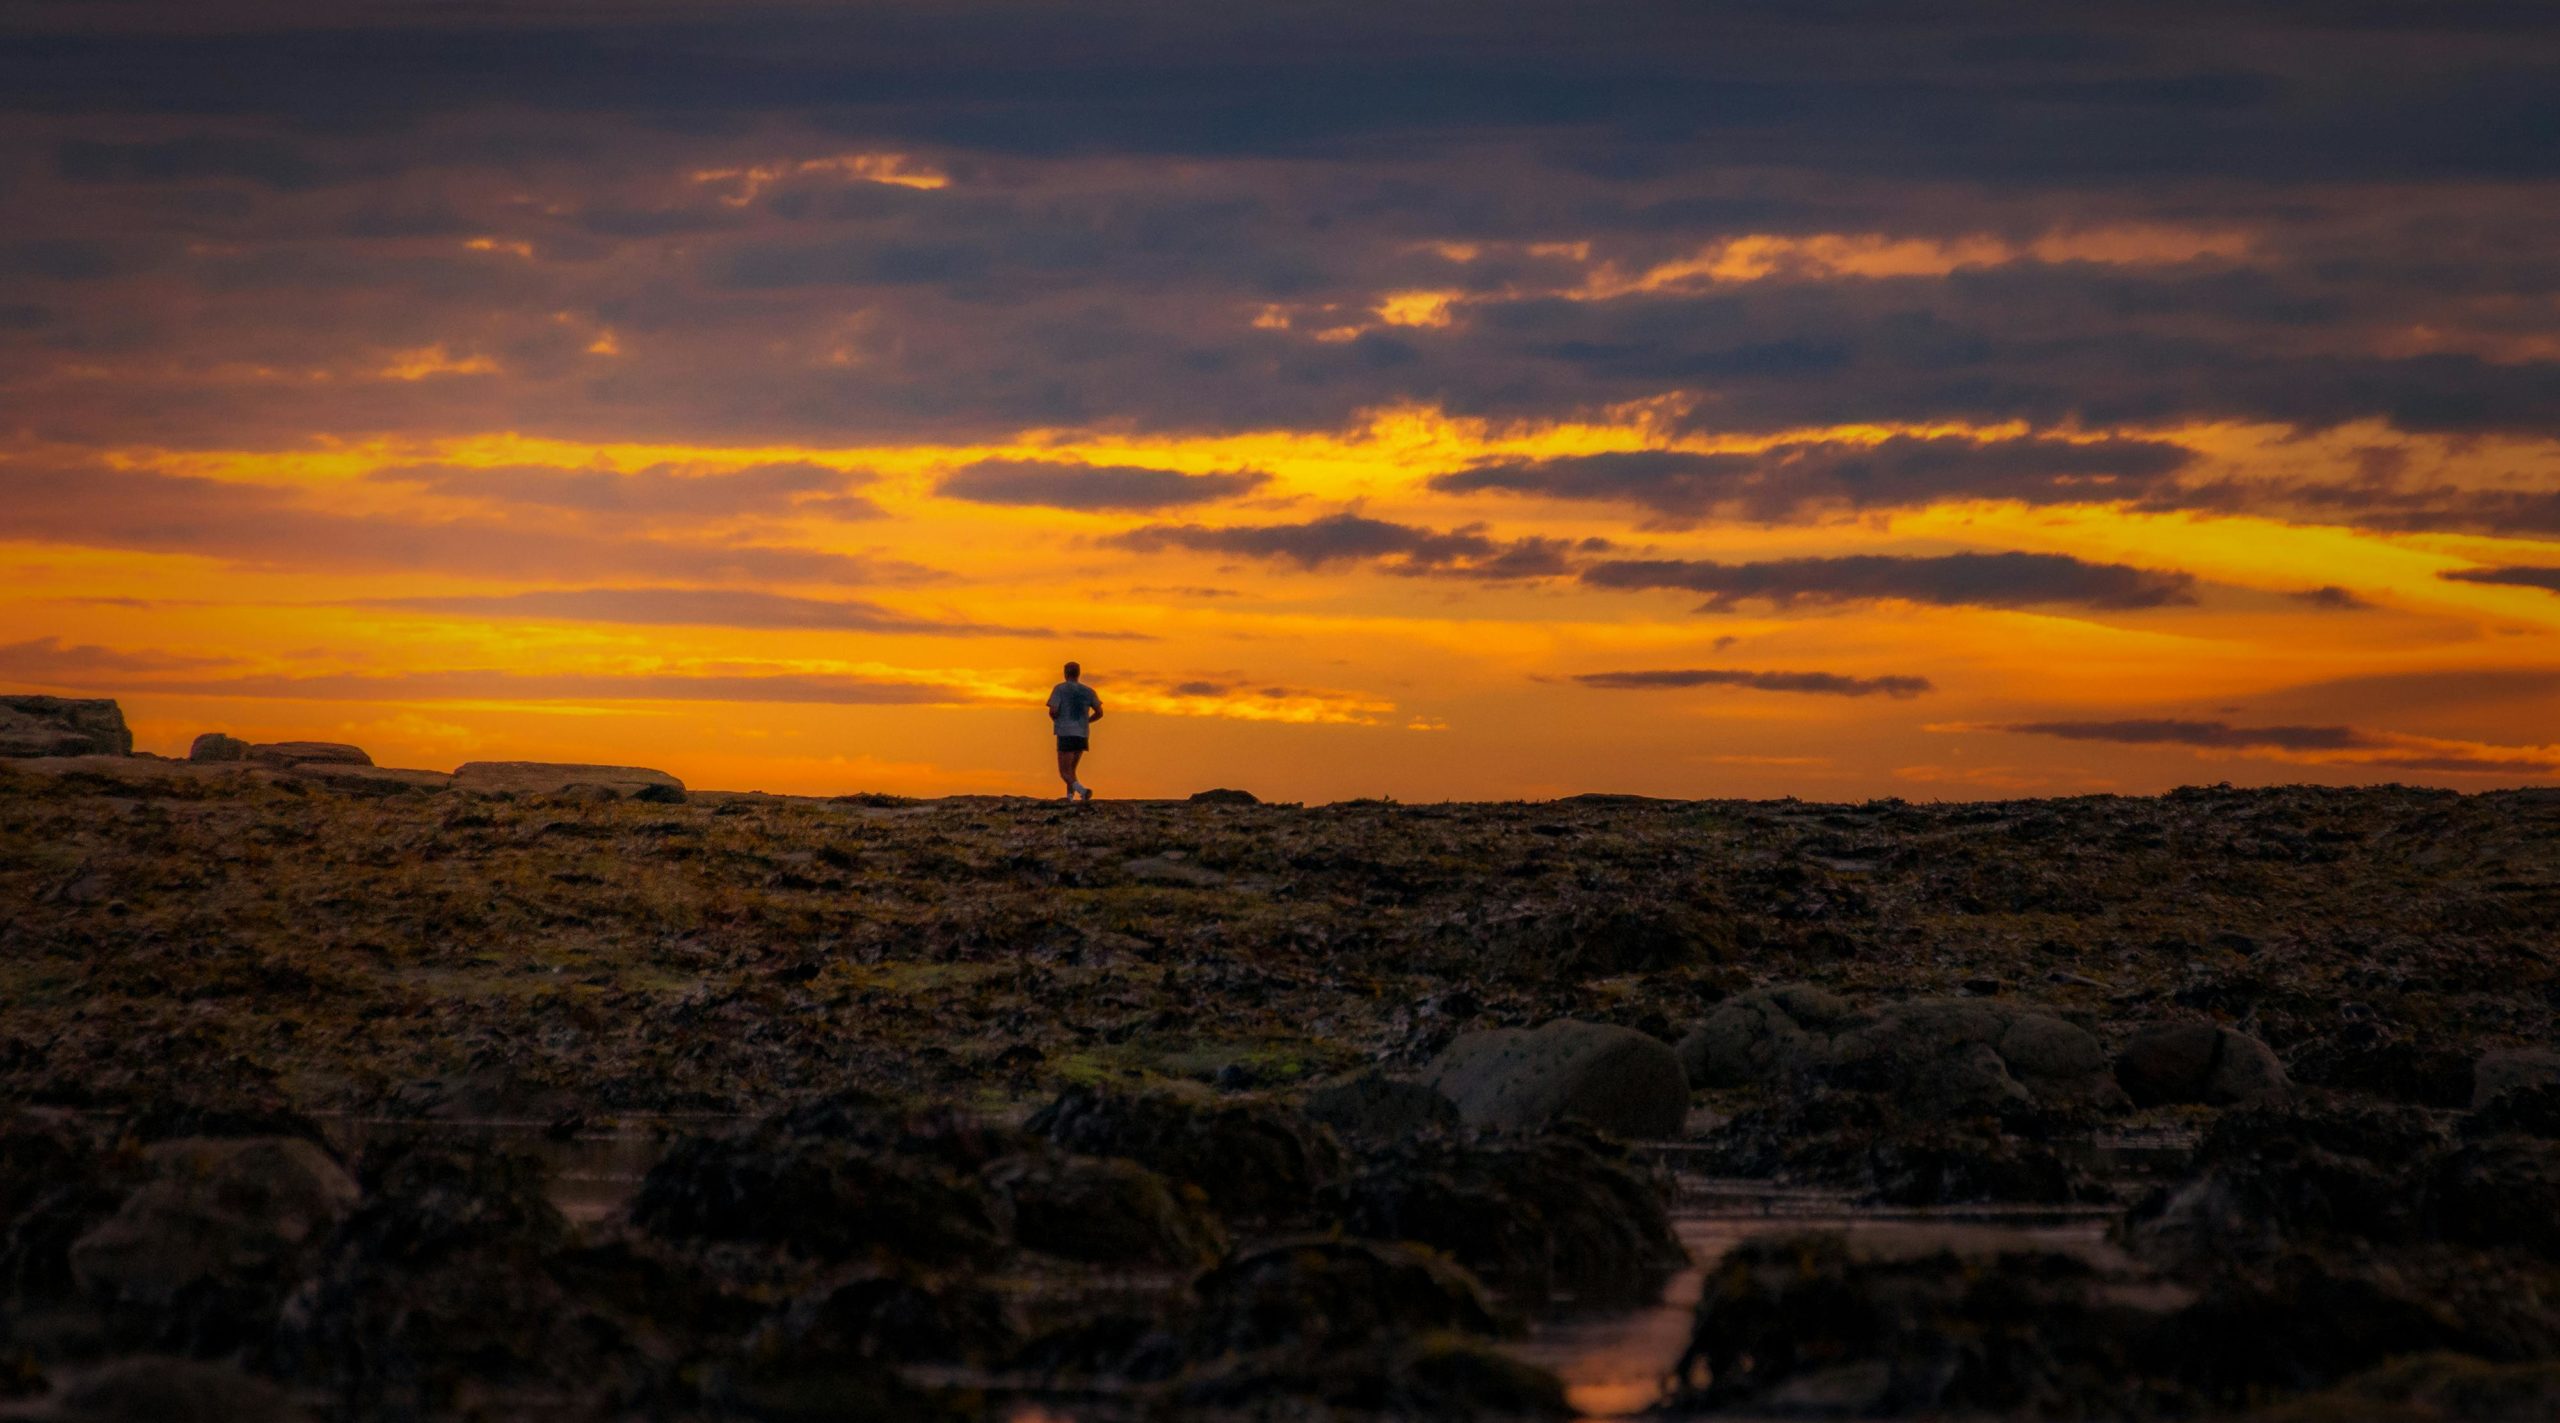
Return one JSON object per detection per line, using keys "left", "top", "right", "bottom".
{"left": 1572, "top": 667, "right": 1934, "bottom": 697}
{"left": 1, "top": 461, "right": 924, "bottom": 583}
{"left": 1436, "top": 434, "right": 2194, "bottom": 522}
{"left": 937, "top": 459, "right": 1267, "bottom": 511}
{"left": 1110, "top": 512, "right": 1601, "bottom": 579}
{"left": 1581, "top": 551, "right": 2196, "bottom": 610}
{"left": 2442, "top": 565, "right": 2560, "bottom": 594}
{"left": 370, "top": 460, "right": 883, "bottom": 520}
{"left": 2289, "top": 584, "right": 2374, "bottom": 609}
{"left": 1994, "top": 718, "right": 2373, "bottom": 750}
{"left": 349, "top": 587, "right": 1046, "bottom": 636}
{"left": 65, "top": 666, "right": 976, "bottom": 707}
{"left": 0, "top": 636, "right": 234, "bottom": 682}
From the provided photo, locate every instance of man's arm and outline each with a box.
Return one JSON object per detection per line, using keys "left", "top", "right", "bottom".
{"left": 1086, "top": 690, "right": 1103, "bottom": 722}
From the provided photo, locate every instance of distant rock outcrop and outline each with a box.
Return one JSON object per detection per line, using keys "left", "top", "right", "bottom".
{"left": 188, "top": 732, "right": 251, "bottom": 762}
{"left": 0, "top": 696, "right": 132, "bottom": 758}
{"left": 452, "top": 761, "right": 685, "bottom": 800}
{"left": 1190, "top": 788, "right": 1260, "bottom": 805}
{"left": 247, "top": 741, "right": 372, "bottom": 767}
{"left": 1424, "top": 1019, "right": 1689, "bottom": 1138}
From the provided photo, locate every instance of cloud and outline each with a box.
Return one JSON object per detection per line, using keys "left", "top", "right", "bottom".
{"left": 937, "top": 459, "right": 1268, "bottom": 511}
{"left": 0, "top": 636, "right": 235, "bottom": 682}
{"left": 1581, "top": 551, "right": 2197, "bottom": 610}
{"left": 1436, "top": 435, "right": 2195, "bottom": 522}
{"left": 1110, "top": 512, "right": 1602, "bottom": 579}
{"left": 1992, "top": 718, "right": 2373, "bottom": 751}
{"left": 2442, "top": 565, "right": 2560, "bottom": 594}
{"left": 1572, "top": 667, "right": 1934, "bottom": 697}
{"left": 55, "top": 666, "right": 977, "bottom": 707}
{"left": 349, "top": 587, "right": 1048, "bottom": 636}
{"left": 1, "top": 461, "right": 922, "bottom": 583}
{"left": 2289, "top": 584, "right": 2374, "bottom": 609}
{"left": 371, "top": 461, "right": 883, "bottom": 520}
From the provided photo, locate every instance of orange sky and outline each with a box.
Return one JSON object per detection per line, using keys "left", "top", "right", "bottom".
{"left": 5, "top": 6, "right": 2559, "bottom": 799}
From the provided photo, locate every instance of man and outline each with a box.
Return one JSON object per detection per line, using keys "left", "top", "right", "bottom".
{"left": 1046, "top": 661, "right": 1103, "bottom": 802}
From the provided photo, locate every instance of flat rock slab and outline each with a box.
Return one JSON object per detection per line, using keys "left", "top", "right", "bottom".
{"left": 1425, "top": 1018, "right": 1689, "bottom": 1139}
{"left": 453, "top": 761, "right": 685, "bottom": 798}
{"left": 246, "top": 740, "right": 372, "bottom": 767}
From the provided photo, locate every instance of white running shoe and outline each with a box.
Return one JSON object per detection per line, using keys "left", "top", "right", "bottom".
{"left": 1076, "top": 784, "right": 1094, "bottom": 801}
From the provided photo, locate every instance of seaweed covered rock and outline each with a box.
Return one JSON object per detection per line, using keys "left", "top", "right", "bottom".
{"left": 67, "top": 1136, "right": 357, "bottom": 1352}
{"left": 2115, "top": 1022, "right": 2290, "bottom": 1108}
{"left": 0, "top": 1109, "right": 130, "bottom": 1304}
{"left": 1423, "top": 1020, "right": 1688, "bottom": 1138}
{"left": 764, "top": 1090, "right": 1031, "bottom": 1172}
{"left": 631, "top": 1127, "right": 1002, "bottom": 1265}
{"left": 1487, "top": 900, "right": 1733, "bottom": 979}
{"left": 273, "top": 1142, "right": 702, "bottom": 1418}
{"left": 1670, "top": 1228, "right": 2188, "bottom": 1418}
{"left": 1185, "top": 1238, "right": 1512, "bottom": 1357}
{"left": 2122, "top": 1101, "right": 2449, "bottom": 1267}
{"left": 14, "top": 1356, "right": 312, "bottom": 1422}
{"left": 1321, "top": 1131, "right": 1683, "bottom": 1306}
{"left": 2472, "top": 1047, "right": 2560, "bottom": 1110}
{"left": 2253, "top": 1352, "right": 2560, "bottom": 1422}
{"left": 981, "top": 1151, "right": 1227, "bottom": 1268}
{"left": 1172, "top": 1333, "right": 1569, "bottom": 1420}
{"left": 1824, "top": 1000, "right": 2125, "bottom": 1118}
{"left": 747, "top": 1266, "right": 1017, "bottom": 1368}
{"left": 1302, "top": 1072, "right": 1461, "bottom": 1144}
{"left": 1027, "top": 1084, "right": 1346, "bottom": 1221}
{"left": 2425, "top": 1136, "right": 2560, "bottom": 1259}
{"left": 1699, "top": 1090, "right": 2101, "bottom": 1205}
{"left": 1676, "top": 982, "right": 1861, "bottom": 1089}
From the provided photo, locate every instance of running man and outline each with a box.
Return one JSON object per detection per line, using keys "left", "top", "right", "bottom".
{"left": 1046, "top": 661, "right": 1103, "bottom": 801}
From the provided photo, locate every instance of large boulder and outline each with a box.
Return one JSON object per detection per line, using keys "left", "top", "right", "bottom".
{"left": 245, "top": 740, "right": 371, "bottom": 767}
{"left": 980, "top": 1152, "right": 1227, "bottom": 1268}
{"left": 187, "top": 732, "right": 250, "bottom": 762}
{"left": 1423, "top": 1019, "right": 1689, "bottom": 1139}
{"left": 0, "top": 696, "right": 131, "bottom": 758}
{"left": 2116, "top": 1023, "right": 2289, "bottom": 1108}
{"left": 1676, "top": 983, "right": 1863, "bottom": 1089}
{"left": 1300, "top": 1073, "right": 1461, "bottom": 1144}
{"left": 453, "top": 760, "right": 684, "bottom": 800}
{"left": 68, "top": 1137, "right": 359, "bottom": 1348}
{"left": 1027, "top": 1085, "right": 1346, "bottom": 1221}
{"left": 1825, "top": 1000, "right": 2125, "bottom": 1118}
{"left": 2473, "top": 1048, "right": 2560, "bottom": 1110}
{"left": 18, "top": 1356, "right": 313, "bottom": 1423}
{"left": 1670, "top": 1228, "right": 2189, "bottom": 1418}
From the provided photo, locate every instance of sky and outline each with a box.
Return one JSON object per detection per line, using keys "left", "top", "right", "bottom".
{"left": 3, "top": 1, "right": 2558, "bottom": 801}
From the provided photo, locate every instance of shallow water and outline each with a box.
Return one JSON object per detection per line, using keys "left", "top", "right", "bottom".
{"left": 306, "top": 1120, "right": 2135, "bottom": 1420}
{"left": 1513, "top": 1181, "right": 2120, "bottom": 1420}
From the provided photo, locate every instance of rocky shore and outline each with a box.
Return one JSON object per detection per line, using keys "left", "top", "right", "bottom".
{"left": 3, "top": 697, "right": 2558, "bottom": 1419}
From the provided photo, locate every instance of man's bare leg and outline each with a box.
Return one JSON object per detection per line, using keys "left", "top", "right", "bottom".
{"left": 1059, "top": 748, "right": 1086, "bottom": 797}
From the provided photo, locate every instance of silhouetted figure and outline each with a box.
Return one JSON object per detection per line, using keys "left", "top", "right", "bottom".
{"left": 1047, "top": 661, "right": 1103, "bottom": 801}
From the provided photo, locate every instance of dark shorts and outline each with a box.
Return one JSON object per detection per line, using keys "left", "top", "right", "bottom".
{"left": 1057, "top": 735, "right": 1089, "bottom": 753}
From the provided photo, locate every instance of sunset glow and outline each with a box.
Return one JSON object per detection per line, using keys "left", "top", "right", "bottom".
{"left": 5, "top": 4, "right": 2557, "bottom": 800}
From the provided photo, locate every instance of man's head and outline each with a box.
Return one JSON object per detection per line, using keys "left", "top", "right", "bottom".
{"left": 1063, "top": 661, "right": 1081, "bottom": 680}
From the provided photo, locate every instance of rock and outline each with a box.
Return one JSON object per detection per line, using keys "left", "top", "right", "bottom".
{"left": 1675, "top": 982, "right": 1859, "bottom": 1089}
{"left": 1699, "top": 1091, "right": 2102, "bottom": 1205}
{"left": 18, "top": 1356, "right": 311, "bottom": 1422}
{"left": 1186, "top": 1238, "right": 1512, "bottom": 1357}
{"left": 1825, "top": 1000, "right": 2127, "bottom": 1118}
{"left": 754, "top": 1266, "right": 1018, "bottom": 1367}
{"left": 2116, "top": 1022, "right": 2291, "bottom": 1107}
{"left": 2472, "top": 1047, "right": 2560, "bottom": 1109}
{"left": 186, "top": 733, "right": 250, "bottom": 763}
{"left": 1301, "top": 1073, "right": 1461, "bottom": 1143}
{"left": 1322, "top": 1130, "right": 1684, "bottom": 1306}
{"left": 1864, "top": 1127, "right": 2107, "bottom": 1208}
{"left": 1424, "top": 1019, "right": 1689, "bottom": 1138}
{"left": 2426, "top": 1136, "right": 2560, "bottom": 1259}
{"left": 0, "top": 696, "right": 131, "bottom": 758}
{"left": 0, "top": 1109, "right": 130, "bottom": 1305}
{"left": 1486, "top": 901, "right": 1733, "bottom": 979}
{"left": 1173, "top": 1334, "right": 1570, "bottom": 1419}
{"left": 2121, "top": 1102, "right": 2448, "bottom": 1267}
{"left": 1189, "top": 788, "right": 1260, "bottom": 805}
{"left": 451, "top": 760, "right": 684, "bottom": 799}
{"left": 1028, "top": 1085, "right": 1346, "bottom": 1221}
{"left": 981, "top": 1152, "right": 1227, "bottom": 1267}
{"left": 2260, "top": 1353, "right": 2560, "bottom": 1422}
{"left": 244, "top": 740, "right": 370, "bottom": 767}
{"left": 631, "top": 1128, "right": 1003, "bottom": 1265}
{"left": 68, "top": 1137, "right": 358, "bottom": 1347}
{"left": 1122, "top": 854, "right": 1226, "bottom": 888}
{"left": 1670, "top": 1227, "right": 2189, "bottom": 1418}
